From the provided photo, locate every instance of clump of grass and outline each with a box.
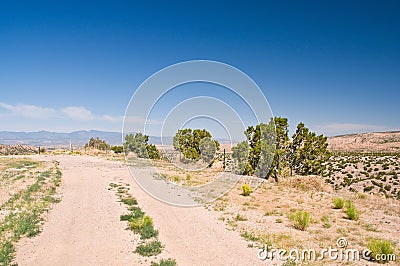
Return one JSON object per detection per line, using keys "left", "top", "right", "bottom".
{"left": 240, "top": 231, "right": 260, "bottom": 242}
{"left": 356, "top": 193, "right": 367, "bottom": 199}
{"left": 129, "top": 206, "right": 145, "bottom": 218}
{"left": 151, "top": 258, "right": 177, "bottom": 266}
{"left": 172, "top": 175, "right": 180, "bottom": 182}
{"left": 129, "top": 215, "right": 159, "bottom": 239}
{"left": 186, "top": 174, "right": 191, "bottom": 180}
{"left": 345, "top": 200, "right": 360, "bottom": 221}
{"left": 0, "top": 241, "right": 15, "bottom": 266}
{"left": 135, "top": 240, "right": 163, "bottom": 256}
{"left": 332, "top": 197, "right": 344, "bottom": 209}
{"left": 289, "top": 211, "right": 311, "bottom": 231}
{"left": 321, "top": 215, "right": 332, "bottom": 229}
{"left": 241, "top": 184, "right": 253, "bottom": 196}
{"left": 235, "top": 213, "right": 247, "bottom": 221}
{"left": 120, "top": 196, "right": 137, "bottom": 206}
{"left": 367, "top": 238, "right": 396, "bottom": 263}
{"left": 120, "top": 213, "right": 134, "bottom": 221}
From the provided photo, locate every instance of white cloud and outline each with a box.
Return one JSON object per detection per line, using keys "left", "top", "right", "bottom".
{"left": 61, "top": 106, "right": 94, "bottom": 121}
{"left": 0, "top": 102, "right": 57, "bottom": 119}
{"left": 315, "top": 123, "right": 388, "bottom": 136}
{"left": 102, "top": 114, "right": 123, "bottom": 123}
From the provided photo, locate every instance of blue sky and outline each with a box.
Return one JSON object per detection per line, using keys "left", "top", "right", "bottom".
{"left": 0, "top": 0, "right": 399, "bottom": 137}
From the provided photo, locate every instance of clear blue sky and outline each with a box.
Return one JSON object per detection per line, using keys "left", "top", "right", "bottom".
{"left": 0, "top": 0, "right": 399, "bottom": 137}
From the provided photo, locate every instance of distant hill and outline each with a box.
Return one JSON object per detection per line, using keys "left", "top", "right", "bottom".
{"left": 328, "top": 131, "right": 400, "bottom": 153}
{"left": 0, "top": 130, "right": 123, "bottom": 147}
{"left": 0, "top": 130, "right": 231, "bottom": 147}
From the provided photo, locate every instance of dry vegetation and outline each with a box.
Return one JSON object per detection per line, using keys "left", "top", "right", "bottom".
{"left": 152, "top": 159, "right": 224, "bottom": 186}
{"left": 0, "top": 157, "right": 62, "bottom": 265}
{"left": 150, "top": 150, "right": 400, "bottom": 264}
{"left": 325, "top": 153, "right": 400, "bottom": 199}
{"left": 108, "top": 182, "right": 176, "bottom": 266}
{"left": 205, "top": 175, "right": 399, "bottom": 265}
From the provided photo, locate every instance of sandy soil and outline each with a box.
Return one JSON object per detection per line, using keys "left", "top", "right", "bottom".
{"left": 15, "top": 155, "right": 261, "bottom": 265}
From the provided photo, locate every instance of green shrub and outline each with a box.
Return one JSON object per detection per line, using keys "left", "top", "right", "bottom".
{"left": 151, "top": 258, "right": 177, "bottom": 266}
{"left": 364, "top": 186, "right": 374, "bottom": 192}
{"left": 135, "top": 240, "right": 163, "bottom": 256}
{"left": 129, "top": 215, "right": 158, "bottom": 239}
{"left": 129, "top": 206, "right": 145, "bottom": 219}
{"left": 289, "top": 211, "right": 310, "bottom": 231}
{"left": 121, "top": 196, "right": 137, "bottom": 206}
{"left": 241, "top": 184, "right": 253, "bottom": 196}
{"left": 345, "top": 200, "right": 360, "bottom": 221}
{"left": 332, "top": 197, "right": 344, "bottom": 209}
{"left": 120, "top": 214, "right": 134, "bottom": 221}
{"left": 367, "top": 238, "right": 395, "bottom": 263}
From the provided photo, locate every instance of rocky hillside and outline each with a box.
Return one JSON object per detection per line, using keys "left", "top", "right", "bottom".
{"left": 0, "top": 144, "right": 38, "bottom": 155}
{"left": 328, "top": 131, "right": 400, "bottom": 153}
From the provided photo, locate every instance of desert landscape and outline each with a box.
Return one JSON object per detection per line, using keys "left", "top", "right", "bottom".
{"left": 0, "top": 130, "right": 399, "bottom": 265}
{"left": 1, "top": 2, "right": 399, "bottom": 265}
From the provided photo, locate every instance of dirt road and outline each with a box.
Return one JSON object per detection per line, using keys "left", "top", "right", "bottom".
{"left": 16, "top": 155, "right": 261, "bottom": 265}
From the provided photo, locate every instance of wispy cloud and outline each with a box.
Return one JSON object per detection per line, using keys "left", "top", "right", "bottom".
{"left": 315, "top": 123, "right": 388, "bottom": 136}
{"left": 0, "top": 102, "right": 124, "bottom": 131}
{"left": 0, "top": 102, "right": 57, "bottom": 119}
{"left": 102, "top": 114, "right": 123, "bottom": 123}
{"left": 61, "top": 106, "right": 94, "bottom": 121}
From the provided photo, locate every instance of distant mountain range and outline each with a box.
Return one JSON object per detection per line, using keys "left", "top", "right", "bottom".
{"left": 3, "top": 130, "right": 399, "bottom": 152}
{"left": 0, "top": 130, "right": 231, "bottom": 147}
{"left": 0, "top": 130, "right": 123, "bottom": 147}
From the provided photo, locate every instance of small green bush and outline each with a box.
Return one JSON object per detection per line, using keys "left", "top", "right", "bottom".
{"left": 120, "top": 214, "right": 134, "bottom": 221}
{"left": 332, "top": 197, "right": 344, "bottom": 209}
{"left": 151, "top": 258, "right": 177, "bottom": 266}
{"left": 129, "top": 206, "right": 145, "bottom": 219}
{"left": 345, "top": 200, "right": 360, "bottom": 221}
{"left": 367, "top": 238, "right": 395, "bottom": 263}
{"left": 364, "top": 186, "right": 374, "bottom": 192}
{"left": 241, "top": 184, "right": 253, "bottom": 196}
{"left": 135, "top": 240, "right": 163, "bottom": 256}
{"left": 129, "top": 215, "right": 158, "bottom": 239}
{"left": 121, "top": 196, "right": 137, "bottom": 206}
{"left": 289, "top": 211, "right": 310, "bottom": 231}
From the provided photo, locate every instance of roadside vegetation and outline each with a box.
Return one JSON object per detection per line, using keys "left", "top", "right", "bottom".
{"left": 109, "top": 182, "right": 176, "bottom": 265}
{"left": 0, "top": 158, "right": 62, "bottom": 265}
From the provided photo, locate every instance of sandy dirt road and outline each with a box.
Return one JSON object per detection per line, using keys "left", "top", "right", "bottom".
{"left": 16, "top": 155, "right": 262, "bottom": 265}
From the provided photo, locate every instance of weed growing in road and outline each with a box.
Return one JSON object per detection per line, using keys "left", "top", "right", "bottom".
{"left": 151, "top": 258, "right": 177, "bottom": 266}
{"left": 135, "top": 240, "right": 163, "bottom": 256}
{"left": 109, "top": 182, "right": 173, "bottom": 260}
{"left": 129, "top": 215, "right": 159, "bottom": 239}
{"left": 120, "top": 196, "right": 138, "bottom": 206}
